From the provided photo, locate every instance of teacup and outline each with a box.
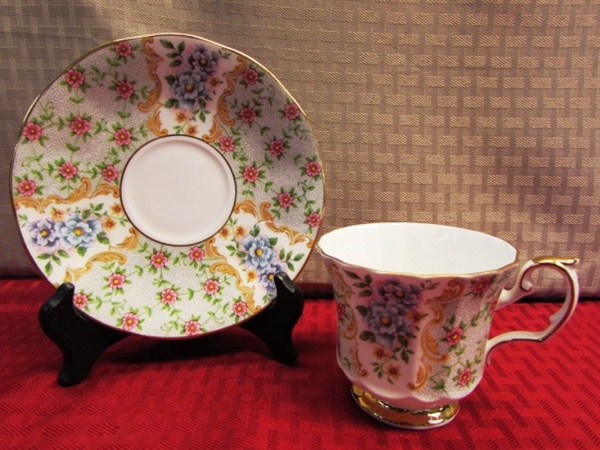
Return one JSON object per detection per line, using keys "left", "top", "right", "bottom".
{"left": 317, "top": 222, "right": 579, "bottom": 429}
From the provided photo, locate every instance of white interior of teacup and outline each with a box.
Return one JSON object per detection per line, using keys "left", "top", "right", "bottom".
{"left": 318, "top": 222, "right": 518, "bottom": 276}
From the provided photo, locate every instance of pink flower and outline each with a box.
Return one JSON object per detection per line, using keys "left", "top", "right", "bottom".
{"left": 306, "top": 212, "right": 321, "bottom": 228}
{"left": 17, "top": 179, "right": 37, "bottom": 197}
{"left": 188, "top": 246, "right": 206, "bottom": 262}
{"left": 232, "top": 301, "right": 249, "bottom": 317}
{"left": 239, "top": 107, "right": 256, "bottom": 123}
{"left": 174, "top": 109, "right": 193, "bottom": 123}
{"left": 242, "top": 68, "right": 259, "bottom": 85}
{"left": 64, "top": 68, "right": 85, "bottom": 88}
{"left": 70, "top": 116, "right": 90, "bottom": 136}
{"left": 385, "top": 364, "right": 402, "bottom": 380}
{"left": 73, "top": 292, "right": 89, "bottom": 308}
{"left": 108, "top": 273, "right": 126, "bottom": 290}
{"left": 470, "top": 276, "right": 493, "bottom": 296}
{"left": 114, "top": 41, "right": 133, "bottom": 58}
{"left": 114, "top": 128, "right": 132, "bottom": 146}
{"left": 305, "top": 161, "right": 322, "bottom": 177}
{"left": 372, "top": 344, "right": 393, "bottom": 360}
{"left": 101, "top": 165, "right": 119, "bottom": 183}
{"left": 184, "top": 320, "right": 201, "bottom": 336}
{"left": 243, "top": 165, "right": 260, "bottom": 183}
{"left": 269, "top": 139, "right": 285, "bottom": 157}
{"left": 22, "top": 122, "right": 43, "bottom": 141}
{"left": 121, "top": 312, "right": 139, "bottom": 331}
{"left": 457, "top": 367, "right": 473, "bottom": 387}
{"left": 219, "top": 136, "right": 236, "bottom": 152}
{"left": 115, "top": 80, "right": 135, "bottom": 99}
{"left": 59, "top": 162, "right": 78, "bottom": 180}
{"left": 204, "top": 278, "right": 220, "bottom": 295}
{"left": 283, "top": 103, "right": 301, "bottom": 120}
{"left": 150, "top": 251, "right": 168, "bottom": 269}
{"left": 161, "top": 288, "right": 178, "bottom": 305}
{"left": 278, "top": 191, "right": 295, "bottom": 209}
{"left": 446, "top": 327, "right": 463, "bottom": 346}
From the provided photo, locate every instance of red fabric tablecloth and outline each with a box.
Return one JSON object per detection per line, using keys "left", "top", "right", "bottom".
{"left": 1, "top": 278, "right": 599, "bottom": 449}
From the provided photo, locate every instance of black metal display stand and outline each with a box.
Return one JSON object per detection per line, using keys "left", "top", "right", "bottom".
{"left": 39, "top": 272, "right": 304, "bottom": 386}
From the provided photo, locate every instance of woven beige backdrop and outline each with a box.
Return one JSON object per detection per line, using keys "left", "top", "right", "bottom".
{"left": 1, "top": 0, "right": 598, "bottom": 297}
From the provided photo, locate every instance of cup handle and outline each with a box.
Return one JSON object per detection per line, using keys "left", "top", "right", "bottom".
{"left": 485, "top": 256, "right": 579, "bottom": 364}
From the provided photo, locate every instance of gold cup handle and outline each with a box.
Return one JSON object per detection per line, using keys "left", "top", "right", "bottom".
{"left": 485, "top": 256, "right": 580, "bottom": 364}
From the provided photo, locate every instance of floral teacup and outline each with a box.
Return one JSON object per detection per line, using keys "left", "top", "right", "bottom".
{"left": 317, "top": 222, "right": 579, "bottom": 429}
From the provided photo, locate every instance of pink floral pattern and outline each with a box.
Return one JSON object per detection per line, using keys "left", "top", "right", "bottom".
{"left": 22, "top": 122, "right": 43, "bottom": 141}
{"left": 12, "top": 35, "right": 323, "bottom": 338}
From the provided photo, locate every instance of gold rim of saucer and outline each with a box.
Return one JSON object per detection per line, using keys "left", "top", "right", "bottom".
{"left": 351, "top": 385, "right": 460, "bottom": 430}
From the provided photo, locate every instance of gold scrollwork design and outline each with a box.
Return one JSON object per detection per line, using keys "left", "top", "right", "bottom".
{"left": 139, "top": 36, "right": 164, "bottom": 114}
{"left": 259, "top": 202, "right": 311, "bottom": 246}
{"left": 145, "top": 109, "right": 168, "bottom": 137}
{"left": 234, "top": 199, "right": 259, "bottom": 217}
{"left": 353, "top": 345, "right": 369, "bottom": 377}
{"left": 209, "top": 261, "right": 258, "bottom": 312}
{"left": 111, "top": 227, "right": 140, "bottom": 251}
{"left": 63, "top": 251, "right": 128, "bottom": 283}
{"left": 420, "top": 304, "right": 449, "bottom": 363}
{"left": 204, "top": 236, "right": 225, "bottom": 260}
{"left": 431, "top": 279, "right": 466, "bottom": 304}
{"left": 14, "top": 179, "right": 122, "bottom": 214}
{"left": 408, "top": 361, "right": 432, "bottom": 391}
{"left": 202, "top": 56, "right": 248, "bottom": 143}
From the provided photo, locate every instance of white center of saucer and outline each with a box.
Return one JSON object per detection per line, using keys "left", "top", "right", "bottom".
{"left": 121, "top": 136, "right": 236, "bottom": 246}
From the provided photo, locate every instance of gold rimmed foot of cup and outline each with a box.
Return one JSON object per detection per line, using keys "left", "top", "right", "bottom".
{"left": 351, "top": 385, "right": 460, "bottom": 430}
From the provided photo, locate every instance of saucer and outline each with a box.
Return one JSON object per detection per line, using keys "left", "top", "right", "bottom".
{"left": 12, "top": 34, "right": 323, "bottom": 338}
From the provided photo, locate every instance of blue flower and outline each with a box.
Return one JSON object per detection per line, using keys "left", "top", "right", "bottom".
{"left": 59, "top": 214, "right": 101, "bottom": 248}
{"left": 27, "top": 219, "right": 61, "bottom": 249}
{"left": 187, "top": 44, "right": 219, "bottom": 76}
{"left": 364, "top": 299, "right": 413, "bottom": 348}
{"left": 170, "top": 68, "right": 208, "bottom": 111}
{"left": 258, "top": 261, "right": 286, "bottom": 294}
{"left": 378, "top": 280, "right": 420, "bottom": 314}
{"left": 241, "top": 235, "right": 275, "bottom": 270}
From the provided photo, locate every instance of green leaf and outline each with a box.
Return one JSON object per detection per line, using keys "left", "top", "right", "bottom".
{"left": 177, "top": 41, "right": 185, "bottom": 53}
{"left": 359, "top": 331, "right": 376, "bottom": 343}
{"left": 160, "top": 39, "right": 175, "bottom": 49}
{"left": 169, "top": 59, "right": 182, "bottom": 68}
{"left": 164, "top": 98, "right": 178, "bottom": 108}
{"left": 44, "top": 262, "right": 53, "bottom": 276}
{"left": 358, "top": 290, "right": 373, "bottom": 297}
{"left": 356, "top": 305, "right": 369, "bottom": 317}
{"left": 66, "top": 143, "right": 80, "bottom": 152}
{"left": 344, "top": 270, "right": 360, "bottom": 280}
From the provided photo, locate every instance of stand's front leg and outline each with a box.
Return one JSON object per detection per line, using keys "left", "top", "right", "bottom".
{"left": 240, "top": 272, "right": 305, "bottom": 365}
{"left": 39, "top": 283, "right": 129, "bottom": 386}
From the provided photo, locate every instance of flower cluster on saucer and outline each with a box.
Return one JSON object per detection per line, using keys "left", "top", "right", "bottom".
{"left": 165, "top": 42, "right": 221, "bottom": 111}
